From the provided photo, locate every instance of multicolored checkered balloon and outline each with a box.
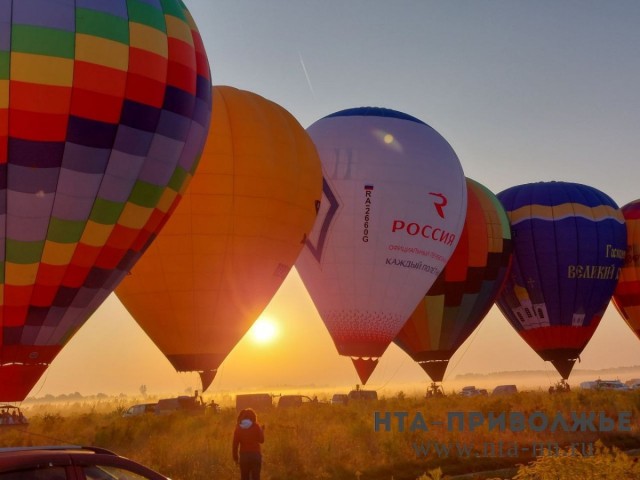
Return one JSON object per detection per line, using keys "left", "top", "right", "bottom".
{"left": 0, "top": 0, "right": 212, "bottom": 401}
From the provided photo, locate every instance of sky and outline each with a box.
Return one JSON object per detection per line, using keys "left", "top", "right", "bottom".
{"left": 28, "top": 1, "right": 640, "bottom": 398}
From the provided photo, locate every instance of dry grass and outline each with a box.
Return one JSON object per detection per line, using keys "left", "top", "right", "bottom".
{"left": 2, "top": 390, "right": 639, "bottom": 480}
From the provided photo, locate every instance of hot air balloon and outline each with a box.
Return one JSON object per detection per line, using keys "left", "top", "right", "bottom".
{"left": 296, "top": 107, "right": 467, "bottom": 384}
{"left": 394, "top": 178, "right": 512, "bottom": 388}
{"left": 612, "top": 199, "right": 640, "bottom": 340}
{"left": 0, "top": 1, "right": 212, "bottom": 401}
{"left": 116, "top": 86, "right": 322, "bottom": 392}
{"left": 496, "top": 181, "right": 626, "bottom": 380}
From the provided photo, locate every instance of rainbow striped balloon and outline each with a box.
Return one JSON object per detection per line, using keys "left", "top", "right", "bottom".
{"left": 612, "top": 200, "right": 640, "bottom": 341}
{"left": 0, "top": 0, "right": 212, "bottom": 401}
{"left": 394, "top": 178, "right": 512, "bottom": 383}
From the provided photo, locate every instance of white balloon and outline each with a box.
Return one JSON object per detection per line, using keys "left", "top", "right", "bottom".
{"left": 296, "top": 108, "right": 467, "bottom": 383}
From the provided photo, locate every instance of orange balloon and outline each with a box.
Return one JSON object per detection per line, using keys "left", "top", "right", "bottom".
{"left": 116, "top": 86, "right": 322, "bottom": 391}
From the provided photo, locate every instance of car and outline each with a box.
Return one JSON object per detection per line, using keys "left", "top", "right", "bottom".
{"left": 277, "top": 395, "right": 317, "bottom": 408}
{"left": 0, "top": 445, "right": 170, "bottom": 479}
{"left": 579, "top": 381, "right": 597, "bottom": 390}
{"left": 459, "top": 386, "right": 487, "bottom": 397}
{"left": 122, "top": 403, "right": 157, "bottom": 418}
{"left": 626, "top": 379, "right": 640, "bottom": 390}
{"left": 330, "top": 394, "right": 349, "bottom": 405}
{"left": 580, "top": 379, "right": 630, "bottom": 391}
{"left": 492, "top": 384, "right": 518, "bottom": 396}
{"left": 155, "top": 395, "right": 206, "bottom": 416}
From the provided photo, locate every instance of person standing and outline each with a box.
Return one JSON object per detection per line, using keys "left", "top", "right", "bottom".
{"left": 232, "top": 408, "right": 265, "bottom": 480}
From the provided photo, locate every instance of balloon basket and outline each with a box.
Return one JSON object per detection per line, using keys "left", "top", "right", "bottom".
{"left": 548, "top": 379, "right": 571, "bottom": 394}
{"left": 425, "top": 382, "right": 445, "bottom": 398}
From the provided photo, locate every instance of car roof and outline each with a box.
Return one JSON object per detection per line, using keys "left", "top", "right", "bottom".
{"left": 0, "top": 446, "right": 113, "bottom": 470}
{"left": 0, "top": 446, "right": 115, "bottom": 456}
{"left": 0, "top": 446, "right": 168, "bottom": 479}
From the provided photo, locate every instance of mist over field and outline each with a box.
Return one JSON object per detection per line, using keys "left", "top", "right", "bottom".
{"left": 7, "top": 386, "right": 640, "bottom": 480}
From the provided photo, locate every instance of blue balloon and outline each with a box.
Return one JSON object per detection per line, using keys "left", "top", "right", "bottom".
{"left": 496, "top": 181, "right": 626, "bottom": 379}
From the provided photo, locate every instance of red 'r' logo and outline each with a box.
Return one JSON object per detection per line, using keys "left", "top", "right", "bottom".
{"left": 429, "top": 192, "right": 447, "bottom": 219}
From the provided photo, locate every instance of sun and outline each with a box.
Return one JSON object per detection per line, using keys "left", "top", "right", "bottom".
{"left": 250, "top": 316, "right": 279, "bottom": 344}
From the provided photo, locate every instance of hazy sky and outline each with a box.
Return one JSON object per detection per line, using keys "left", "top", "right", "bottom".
{"left": 31, "top": 1, "right": 640, "bottom": 398}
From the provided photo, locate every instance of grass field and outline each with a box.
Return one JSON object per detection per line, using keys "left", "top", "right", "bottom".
{"left": 2, "top": 389, "right": 640, "bottom": 479}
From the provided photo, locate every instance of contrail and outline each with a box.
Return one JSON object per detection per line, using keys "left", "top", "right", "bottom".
{"left": 298, "top": 51, "right": 316, "bottom": 99}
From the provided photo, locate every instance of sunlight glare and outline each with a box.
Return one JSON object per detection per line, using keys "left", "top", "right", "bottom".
{"left": 372, "top": 128, "right": 403, "bottom": 152}
{"left": 250, "top": 317, "right": 279, "bottom": 344}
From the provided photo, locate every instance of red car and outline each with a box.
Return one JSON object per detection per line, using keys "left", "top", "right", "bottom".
{"left": 0, "top": 446, "right": 170, "bottom": 480}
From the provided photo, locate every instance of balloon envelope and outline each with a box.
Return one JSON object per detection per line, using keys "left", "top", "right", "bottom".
{"left": 496, "top": 181, "right": 626, "bottom": 379}
{"left": 0, "top": 1, "right": 212, "bottom": 401}
{"left": 612, "top": 199, "right": 640, "bottom": 340}
{"left": 116, "top": 86, "right": 322, "bottom": 391}
{"left": 394, "top": 178, "right": 512, "bottom": 382}
{"left": 296, "top": 107, "right": 467, "bottom": 384}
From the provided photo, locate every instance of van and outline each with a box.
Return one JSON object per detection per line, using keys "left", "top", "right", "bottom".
{"left": 491, "top": 385, "right": 518, "bottom": 396}
{"left": 155, "top": 395, "right": 206, "bottom": 415}
{"left": 347, "top": 389, "right": 378, "bottom": 401}
{"left": 235, "top": 393, "right": 273, "bottom": 412}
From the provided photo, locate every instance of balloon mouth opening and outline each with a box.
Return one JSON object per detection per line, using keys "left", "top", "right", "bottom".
{"left": 198, "top": 370, "right": 217, "bottom": 392}
{"left": 350, "top": 357, "right": 379, "bottom": 385}
{"left": 417, "top": 359, "right": 449, "bottom": 383}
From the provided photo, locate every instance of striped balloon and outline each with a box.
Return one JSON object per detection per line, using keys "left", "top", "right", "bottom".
{"left": 496, "top": 181, "right": 626, "bottom": 379}
{"left": 0, "top": 0, "right": 212, "bottom": 401}
{"left": 612, "top": 200, "right": 640, "bottom": 340}
{"left": 394, "top": 178, "right": 512, "bottom": 383}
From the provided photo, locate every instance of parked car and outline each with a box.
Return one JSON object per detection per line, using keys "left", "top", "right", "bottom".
{"left": 579, "top": 381, "right": 597, "bottom": 390}
{"left": 492, "top": 384, "right": 518, "bottom": 396}
{"left": 277, "top": 395, "right": 317, "bottom": 408}
{"left": 122, "top": 403, "right": 157, "bottom": 418}
{"left": 627, "top": 379, "right": 640, "bottom": 390}
{"left": 330, "top": 393, "right": 349, "bottom": 405}
{"left": 0, "top": 445, "right": 170, "bottom": 479}
{"left": 580, "top": 379, "right": 629, "bottom": 391}
{"left": 459, "top": 386, "right": 487, "bottom": 397}
{"left": 155, "top": 394, "right": 206, "bottom": 416}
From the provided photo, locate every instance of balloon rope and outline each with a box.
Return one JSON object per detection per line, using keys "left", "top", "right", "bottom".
{"left": 443, "top": 314, "right": 487, "bottom": 382}
{"left": 27, "top": 368, "right": 50, "bottom": 400}
{"left": 374, "top": 355, "right": 407, "bottom": 391}
{"left": 543, "top": 360, "right": 556, "bottom": 386}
